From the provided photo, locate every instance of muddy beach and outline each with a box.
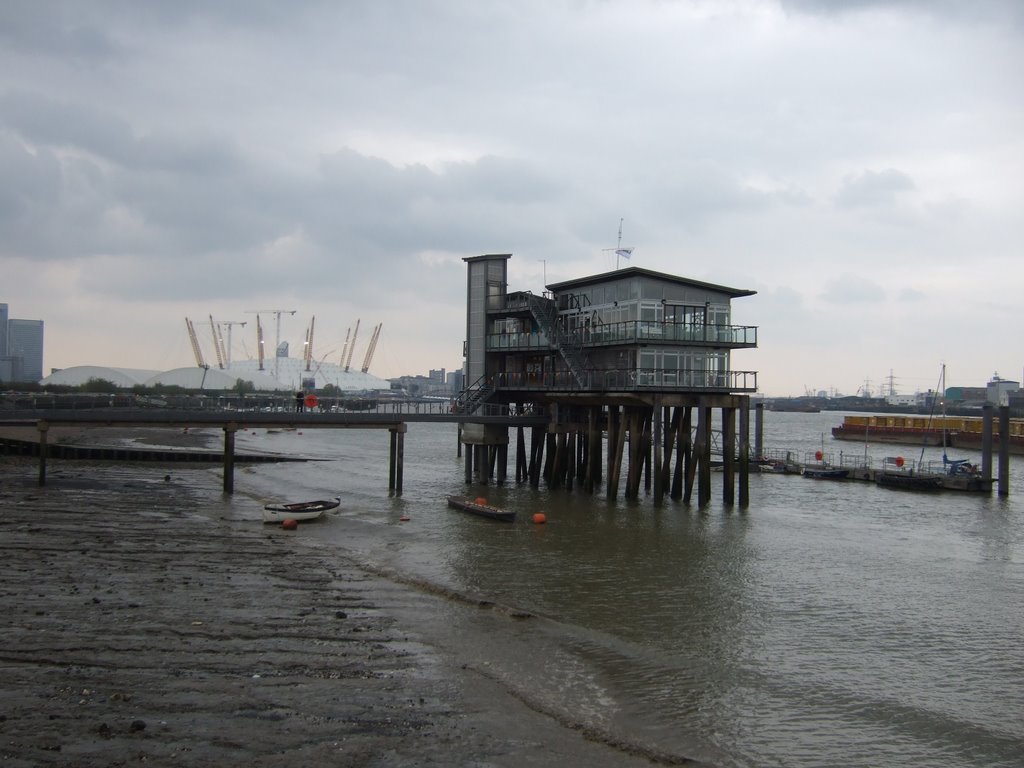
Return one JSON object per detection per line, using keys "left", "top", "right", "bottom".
{"left": 0, "top": 448, "right": 685, "bottom": 767}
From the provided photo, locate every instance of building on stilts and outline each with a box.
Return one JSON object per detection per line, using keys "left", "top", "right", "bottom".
{"left": 455, "top": 253, "right": 759, "bottom": 506}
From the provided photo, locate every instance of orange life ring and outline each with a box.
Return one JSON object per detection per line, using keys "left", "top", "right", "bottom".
{"left": 304, "top": 394, "right": 319, "bottom": 408}
{"left": 814, "top": 450, "right": 823, "bottom": 461}
{"left": 895, "top": 456, "right": 905, "bottom": 467}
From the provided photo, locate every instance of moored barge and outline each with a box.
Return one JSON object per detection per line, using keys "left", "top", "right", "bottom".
{"left": 832, "top": 414, "right": 1024, "bottom": 455}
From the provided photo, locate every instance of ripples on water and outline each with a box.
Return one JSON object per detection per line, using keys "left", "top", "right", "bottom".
{"left": 232, "top": 412, "right": 1024, "bottom": 767}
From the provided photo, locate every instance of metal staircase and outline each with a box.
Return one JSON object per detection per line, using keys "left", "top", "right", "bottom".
{"left": 526, "top": 293, "right": 590, "bottom": 388}
{"left": 451, "top": 375, "right": 494, "bottom": 414}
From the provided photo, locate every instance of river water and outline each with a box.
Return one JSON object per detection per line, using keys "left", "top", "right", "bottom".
{"left": 225, "top": 411, "right": 1023, "bottom": 767}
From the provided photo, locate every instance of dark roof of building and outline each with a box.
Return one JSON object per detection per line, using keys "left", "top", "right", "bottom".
{"left": 546, "top": 266, "right": 756, "bottom": 298}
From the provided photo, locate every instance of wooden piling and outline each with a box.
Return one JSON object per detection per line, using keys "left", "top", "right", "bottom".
{"left": 223, "top": 423, "right": 236, "bottom": 495}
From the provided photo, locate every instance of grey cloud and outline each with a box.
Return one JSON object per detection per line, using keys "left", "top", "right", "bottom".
{"left": 835, "top": 169, "right": 915, "bottom": 209}
{"left": 1, "top": 91, "right": 242, "bottom": 174}
{"left": 780, "top": 0, "right": 1024, "bottom": 24}
{"left": 821, "top": 274, "right": 885, "bottom": 304}
{"left": 0, "top": 2, "right": 124, "bottom": 61}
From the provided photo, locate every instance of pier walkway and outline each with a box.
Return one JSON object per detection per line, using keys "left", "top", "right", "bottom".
{"left": 0, "top": 403, "right": 548, "bottom": 495}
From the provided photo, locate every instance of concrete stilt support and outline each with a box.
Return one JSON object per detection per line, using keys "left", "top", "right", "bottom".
{"left": 223, "top": 423, "right": 237, "bottom": 494}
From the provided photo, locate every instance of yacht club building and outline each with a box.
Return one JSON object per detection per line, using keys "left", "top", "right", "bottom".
{"left": 458, "top": 253, "right": 759, "bottom": 504}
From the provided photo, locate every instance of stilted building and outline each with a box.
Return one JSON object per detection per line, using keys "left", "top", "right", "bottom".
{"left": 456, "top": 253, "right": 759, "bottom": 505}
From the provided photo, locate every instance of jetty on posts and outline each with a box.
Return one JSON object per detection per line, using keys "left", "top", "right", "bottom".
{"left": 762, "top": 402, "right": 1013, "bottom": 494}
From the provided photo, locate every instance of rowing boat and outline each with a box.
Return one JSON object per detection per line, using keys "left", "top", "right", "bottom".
{"left": 262, "top": 497, "right": 340, "bottom": 523}
{"left": 446, "top": 495, "right": 515, "bottom": 522}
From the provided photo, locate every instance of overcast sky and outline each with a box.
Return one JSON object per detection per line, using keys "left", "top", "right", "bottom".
{"left": 2, "top": 0, "right": 1021, "bottom": 396}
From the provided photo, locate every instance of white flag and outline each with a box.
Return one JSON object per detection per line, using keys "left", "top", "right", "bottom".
{"left": 615, "top": 248, "right": 633, "bottom": 259}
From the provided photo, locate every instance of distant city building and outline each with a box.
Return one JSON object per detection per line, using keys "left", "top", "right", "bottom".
{"left": 987, "top": 376, "right": 1019, "bottom": 406}
{"left": 0, "top": 303, "right": 44, "bottom": 383}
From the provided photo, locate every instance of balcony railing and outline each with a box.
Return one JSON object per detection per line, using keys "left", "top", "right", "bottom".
{"left": 485, "top": 320, "right": 757, "bottom": 351}
{"left": 486, "top": 367, "right": 758, "bottom": 393}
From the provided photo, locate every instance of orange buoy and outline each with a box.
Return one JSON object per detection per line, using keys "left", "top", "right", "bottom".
{"left": 281, "top": 518, "right": 298, "bottom": 530}
{"left": 895, "top": 456, "right": 905, "bottom": 467}
{"left": 815, "top": 450, "right": 823, "bottom": 461}
{"left": 304, "top": 393, "right": 319, "bottom": 408}
{"left": 474, "top": 496, "right": 488, "bottom": 505}
{"left": 532, "top": 512, "right": 547, "bottom": 525}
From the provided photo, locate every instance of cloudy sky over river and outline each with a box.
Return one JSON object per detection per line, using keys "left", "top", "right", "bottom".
{"left": 2, "top": 1, "right": 1021, "bottom": 395}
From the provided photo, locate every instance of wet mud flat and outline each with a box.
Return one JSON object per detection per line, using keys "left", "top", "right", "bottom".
{"left": 0, "top": 458, "right": 679, "bottom": 767}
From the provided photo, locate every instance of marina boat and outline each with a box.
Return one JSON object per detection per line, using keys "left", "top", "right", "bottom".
{"left": 446, "top": 495, "right": 516, "bottom": 522}
{"left": 803, "top": 466, "right": 850, "bottom": 480}
{"left": 262, "top": 497, "right": 340, "bottom": 523}
{"left": 876, "top": 471, "right": 943, "bottom": 491}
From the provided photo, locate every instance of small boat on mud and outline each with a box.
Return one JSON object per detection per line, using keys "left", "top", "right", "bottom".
{"left": 446, "top": 495, "right": 516, "bottom": 522}
{"left": 263, "top": 497, "right": 340, "bottom": 523}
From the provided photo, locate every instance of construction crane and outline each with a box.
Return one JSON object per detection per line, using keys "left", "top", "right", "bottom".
{"left": 361, "top": 323, "right": 382, "bottom": 373}
{"left": 246, "top": 309, "right": 296, "bottom": 379}
{"left": 212, "top": 320, "right": 246, "bottom": 367}
{"left": 185, "top": 317, "right": 206, "bottom": 368}
{"left": 209, "top": 315, "right": 225, "bottom": 369}
{"left": 303, "top": 315, "right": 316, "bottom": 372}
{"left": 339, "top": 327, "right": 352, "bottom": 370}
{"left": 256, "top": 315, "right": 265, "bottom": 371}
{"left": 343, "top": 319, "right": 360, "bottom": 373}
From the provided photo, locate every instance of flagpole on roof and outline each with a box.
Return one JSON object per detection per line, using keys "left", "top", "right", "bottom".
{"left": 603, "top": 217, "right": 634, "bottom": 269}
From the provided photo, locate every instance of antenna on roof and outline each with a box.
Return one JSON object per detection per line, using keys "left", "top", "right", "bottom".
{"left": 602, "top": 217, "right": 634, "bottom": 269}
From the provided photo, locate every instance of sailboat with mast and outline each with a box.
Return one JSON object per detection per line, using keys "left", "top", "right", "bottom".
{"left": 875, "top": 364, "right": 991, "bottom": 492}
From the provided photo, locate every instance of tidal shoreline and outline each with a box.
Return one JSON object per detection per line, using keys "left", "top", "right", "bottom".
{"left": 0, "top": 451, "right": 696, "bottom": 767}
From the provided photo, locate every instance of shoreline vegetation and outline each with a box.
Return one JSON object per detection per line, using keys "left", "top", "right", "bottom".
{"left": 0, "top": 429, "right": 698, "bottom": 767}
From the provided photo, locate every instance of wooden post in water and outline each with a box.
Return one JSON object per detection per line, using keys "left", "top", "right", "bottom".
{"left": 532, "top": 426, "right": 545, "bottom": 488}
{"left": 222, "top": 423, "right": 236, "bottom": 495}
{"left": 998, "top": 405, "right": 1010, "bottom": 496}
{"left": 388, "top": 424, "right": 406, "bottom": 496}
{"left": 739, "top": 397, "right": 750, "bottom": 507}
{"left": 982, "top": 404, "right": 993, "bottom": 482}
{"left": 37, "top": 420, "right": 48, "bottom": 487}
{"left": 516, "top": 427, "right": 527, "bottom": 482}
{"left": 606, "top": 405, "right": 622, "bottom": 500}
{"left": 722, "top": 406, "right": 736, "bottom": 505}
{"left": 497, "top": 443, "right": 508, "bottom": 485}
{"left": 394, "top": 425, "right": 405, "bottom": 496}
{"left": 653, "top": 399, "right": 664, "bottom": 503}
{"left": 755, "top": 402, "right": 764, "bottom": 462}
{"left": 698, "top": 404, "right": 712, "bottom": 506}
